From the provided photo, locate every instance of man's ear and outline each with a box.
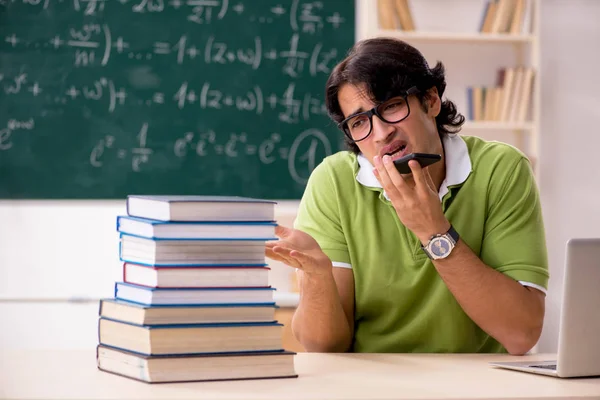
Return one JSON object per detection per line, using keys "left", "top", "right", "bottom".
{"left": 424, "top": 87, "right": 441, "bottom": 118}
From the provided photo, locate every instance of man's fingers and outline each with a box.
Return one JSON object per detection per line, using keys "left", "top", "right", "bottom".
{"left": 274, "top": 224, "right": 291, "bottom": 239}
{"left": 424, "top": 166, "right": 436, "bottom": 190}
{"left": 373, "top": 155, "right": 401, "bottom": 200}
{"left": 270, "top": 246, "right": 303, "bottom": 269}
{"left": 408, "top": 160, "right": 429, "bottom": 192}
{"left": 382, "top": 155, "right": 413, "bottom": 196}
{"left": 288, "top": 250, "right": 318, "bottom": 269}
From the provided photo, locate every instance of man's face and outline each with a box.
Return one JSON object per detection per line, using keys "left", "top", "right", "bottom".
{"left": 337, "top": 83, "right": 443, "bottom": 166}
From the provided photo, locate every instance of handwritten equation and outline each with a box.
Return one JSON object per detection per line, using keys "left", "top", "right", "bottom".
{"left": 5, "top": 0, "right": 345, "bottom": 32}
{"left": 0, "top": 0, "right": 352, "bottom": 197}
{"left": 4, "top": 29, "right": 338, "bottom": 78}
{"left": 1, "top": 73, "right": 328, "bottom": 122}
{"left": 89, "top": 122, "right": 331, "bottom": 184}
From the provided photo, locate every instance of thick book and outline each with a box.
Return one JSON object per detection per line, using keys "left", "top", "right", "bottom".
{"left": 119, "top": 234, "right": 267, "bottom": 266}
{"left": 117, "top": 216, "right": 277, "bottom": 240}
{"left": 99, "top": 299, "right": 277, "bottom": 325}
{"left": 126, "top": 195, "right": 276, "bottom": 222}
{"left": 97, "top": 345, "right": 297, "bottom": 383}
{"left": 98, "top": 318, "right": 284, "bottom": 355}
{"left": 122, "top": 263, "right": 271, "bottom": 288}
{"left": 115, "top": 282, "right": 275, "bottom": 305}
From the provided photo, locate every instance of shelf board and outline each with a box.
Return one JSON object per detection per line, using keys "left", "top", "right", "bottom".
{"left": 462, "top": 121, "right": 534, "bottom": 131}
{"left": 374, "top": 30, "right": 534, "bottom": 44}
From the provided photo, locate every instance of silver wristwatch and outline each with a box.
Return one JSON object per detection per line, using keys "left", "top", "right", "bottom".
{"left": 421, "top": 225, "right": 460, "bottom": 260}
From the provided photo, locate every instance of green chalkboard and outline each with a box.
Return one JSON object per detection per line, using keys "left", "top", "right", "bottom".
{"left": 0, "top": 0, "right": 354, "bottom": 199}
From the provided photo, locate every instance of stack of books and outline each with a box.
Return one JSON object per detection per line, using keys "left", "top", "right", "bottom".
{"left": 96, "top": 195, "right": 298, "bottom": 383}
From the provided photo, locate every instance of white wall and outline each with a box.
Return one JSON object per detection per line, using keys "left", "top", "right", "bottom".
{"left": 2, "top": 0, "right": 600, "bottom": 352}
{"left": 536, "top": 0, "right": 600, "bottom": 352}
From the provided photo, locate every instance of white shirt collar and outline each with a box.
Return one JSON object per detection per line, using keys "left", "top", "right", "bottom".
{"left": 355, "top": 134, "right": 472, "bottom": 200}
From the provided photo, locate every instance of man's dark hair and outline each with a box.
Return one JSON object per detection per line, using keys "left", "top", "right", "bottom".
{"left": 325, "top": 37, "right": 465, "bottom": 153}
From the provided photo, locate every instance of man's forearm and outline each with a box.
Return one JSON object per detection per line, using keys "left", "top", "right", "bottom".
{"left": 292, "top": 270, "right": 352, "bottom": 352}
{"left": 433, "top": 240, "right": 545, "bottom": 355}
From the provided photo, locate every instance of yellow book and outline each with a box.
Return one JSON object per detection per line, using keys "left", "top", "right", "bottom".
{"left": 378, "top": 0, "right": 398, "bottom": 30}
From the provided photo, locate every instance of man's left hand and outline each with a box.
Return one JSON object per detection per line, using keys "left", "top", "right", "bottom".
{"left": 373, "top": 155, "right": 450, "bottom": 244}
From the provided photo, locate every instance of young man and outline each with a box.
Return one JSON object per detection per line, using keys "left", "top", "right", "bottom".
{"left": 266, "top": 38, "right": 549, "bottom": 355}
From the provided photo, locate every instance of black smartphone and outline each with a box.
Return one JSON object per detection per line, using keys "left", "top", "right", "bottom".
{"left": 393, "top": 153, "right": 441, "bottom": 174}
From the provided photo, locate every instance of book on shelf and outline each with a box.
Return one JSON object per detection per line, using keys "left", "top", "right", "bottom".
{"left": 480, "top": 0, "right": 533, "bottom": 35}
{"left": 116, "top": 216, "right": 277, "bottom": 240}
{"left": 98, "top": 318, "right": 284, "bottom": 355}
{"left": 99, "top": 299, "right": 278, "bottom": 326}
{"left": 115, "top": 282, "right": 275, "bottom": 305}
{"left": 126, "top": 195, "right": 276, "bottom": 222}
{"left": 122, "top": 263, "right": 271, "bottom": 288}
{"left": 377, "top": 0, "right": 415, "bottom": 31}
{"left": 466, "top": 66, "right": 535, "bottom": 123}
{"left": 119, "top": 234, "right": 268, "bottom": 266}
{"left": 97, "top": 345, "right": 297, "bottom": 383}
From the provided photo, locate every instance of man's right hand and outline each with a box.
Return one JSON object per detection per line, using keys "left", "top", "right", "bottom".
{"left": 265, "top": 225, "right": 332, "bottom": 276}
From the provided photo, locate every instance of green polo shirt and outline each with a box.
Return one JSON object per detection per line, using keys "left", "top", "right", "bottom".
{"left": 294, "top": 134, "right": 549, "bottom": 353}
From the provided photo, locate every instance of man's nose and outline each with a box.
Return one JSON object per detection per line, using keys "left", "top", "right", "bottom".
{"left": 371, "top": 115, "right": 395, "bottom": 140}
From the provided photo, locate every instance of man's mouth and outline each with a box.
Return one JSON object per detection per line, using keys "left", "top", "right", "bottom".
{"left": 382, "top": 141, "right": 408, "bottom": 160}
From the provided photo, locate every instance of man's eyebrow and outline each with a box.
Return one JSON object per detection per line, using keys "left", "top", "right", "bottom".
{"left": 345, "top": 106, "right": 367, "bottom": 119}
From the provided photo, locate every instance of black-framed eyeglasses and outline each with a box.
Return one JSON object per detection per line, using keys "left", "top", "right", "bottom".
{"left": 338, "top": 86, "right": 420, "bottom": 143}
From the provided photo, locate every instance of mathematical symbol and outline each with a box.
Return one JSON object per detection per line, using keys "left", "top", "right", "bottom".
{"left": 266, "top": 94, "right": 278, "bottom": 108}
{"left": 117, "top": 149, "right": 127, "bottom": 158}
{"left": 50, "top": 35, "right": 63, "bottom": 49}
{"left": 28, "top": 82, "right": 42, "bottom": 96}
{"left": 186, "top": 90, "right": 197, "bottom": 104}
{"left": 232, "top": 3, "right": 243, "bottom": 14}
{"left": 5, "top": 34, "right": 20, "bottom": 47}
{"left": 326, "top": 12, "right": 345, "bottom": 28}
{"left": 65, "top": 86, "right": 80, "bottom": 99}
{"left": 226, "top": 52, "right": 235, "bottom": 61}
{"left": 153, "top": 42, "right": 170, "bottom": 54}
{"left": 270, "top": 5, "right": 285, "bottom": 15}
{"left": 186, "top": 46, "right": 199, "bottom": 59}
{"left": 214, "top": 145, "right": 224, "bottom": 154}
{"left": 264, "top": 50, "right": 277, "bottom": 60}
{"left": 223, "top": 96, "right": 233, "bottom": 106}
{"left": 278, "top": 147, "right": 288, "bottom": 159}
{"left": 169, "top": 0, "right": 182, "bottom": 8}
{"left": 259, "top": 17, "right": 265, "bottom": 23}
{"left": 153, "top": 92, "right": 165, "bottom": 104}
{"left": 113, "top": 37, "right": 129, "bottom": 53}
{"left": 115, "top": 88, "right": 127, "bottom": 104}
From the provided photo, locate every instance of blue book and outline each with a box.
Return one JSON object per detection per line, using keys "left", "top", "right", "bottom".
{"left": 116, "top": 216, "right": 277, "bottom": 240}
{"left": 115, "top": 282, "right": 276, "bottom": 306}
{"left": 126, "top": 195, "right": 276, "bottom": 222}
{"left": 99, "top": 298, "right": 278, "bottom": 326}
{"left": 118, "top": 233, "right": 268, "bottom": 266}
{"left": 98, "top": 317, "right": 284, "bottom": 356}
{"left": 97, "top": 345, "right": 297, "bottom": 383}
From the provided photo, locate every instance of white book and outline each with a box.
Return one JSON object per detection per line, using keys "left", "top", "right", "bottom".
{"left": 119, "top": 234, "right": 267, "bottom": 266}
{"left": 115, "top": 282, "right": 275, "bottom": 305}
{"left": 126, "top": 195, "right": 276, "bottom": 222}
{"left": 117, "top": 216, "right": 276, "bottom": 240}
{"left": 123, "top": 263, "right": 271, "bottom": 288}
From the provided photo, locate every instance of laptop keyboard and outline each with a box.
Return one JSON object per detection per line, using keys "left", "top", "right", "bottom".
{"left": 530, "top": 364, "right": 557, "bottom": 370}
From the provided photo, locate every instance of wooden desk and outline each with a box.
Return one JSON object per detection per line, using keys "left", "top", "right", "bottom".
{"left": 2, "top": 350, "right": 600, "bottom": 399}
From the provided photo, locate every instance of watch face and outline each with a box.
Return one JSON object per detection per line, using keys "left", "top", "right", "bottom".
{"left": 430, "top": 237, "right": 451, "bottom": 258}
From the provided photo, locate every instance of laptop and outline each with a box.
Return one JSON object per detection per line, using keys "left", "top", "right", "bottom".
{"left": 490, "top": 238, "right": 600, "bottom": 378}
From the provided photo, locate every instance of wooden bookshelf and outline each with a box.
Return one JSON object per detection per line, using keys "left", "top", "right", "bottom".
{"left": 462, "top": 121, "right": 534, "bottom": 131}
{"left": 373, "top": 30, "right": 534, "bottom": 44}
{"left": 360, "top": 0, "right": 541, "bottom": 180}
